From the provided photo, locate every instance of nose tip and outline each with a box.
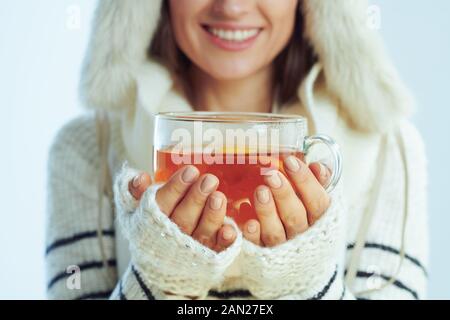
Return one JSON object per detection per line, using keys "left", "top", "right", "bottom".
{"left": 212, "top": 0, "right": 249, "bottom": 18}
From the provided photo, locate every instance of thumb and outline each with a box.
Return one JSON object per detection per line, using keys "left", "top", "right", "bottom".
{"left": 128, "top": 173, "right": 152, "bottom": 201}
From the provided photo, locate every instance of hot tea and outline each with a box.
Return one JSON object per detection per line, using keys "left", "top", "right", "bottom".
{"left": 153, "top": 111, "right": 342, "bottom": 226}
{"left": 154, "top": 147, "right": 305, "bottom": 225}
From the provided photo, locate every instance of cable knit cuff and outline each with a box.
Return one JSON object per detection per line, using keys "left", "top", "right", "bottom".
{"left": 115, "top": 177, "right": 242, "bottom": 299}
{"left": 113, "top": 162, "right": 140, "bottom": 214}
{"left": 240, "top": 191, "right": 344, "bottom": 299}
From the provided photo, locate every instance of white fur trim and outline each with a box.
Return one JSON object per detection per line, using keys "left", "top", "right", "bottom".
{"left": 80, "top": 0, "right": 414, "bottom": 133}
{"left": 79, "top": 0, "right": 163, "bottom": 111}
{"left": 302, "top": 0, "right": 415, "bottom": 132}
{"left": 135, "top": 62, "right": 173, "bottom": 115}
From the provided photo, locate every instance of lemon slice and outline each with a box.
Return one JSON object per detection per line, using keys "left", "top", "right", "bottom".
{"left": 231, "top": 198, "right": 251, "bottom": 211}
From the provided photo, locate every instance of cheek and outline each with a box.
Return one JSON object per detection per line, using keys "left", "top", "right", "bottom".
{"left": 263, "top": 0, "right": 299, "bottom": 55}
{"left": 169, "top": 0, "right": 206, "bottom": 56}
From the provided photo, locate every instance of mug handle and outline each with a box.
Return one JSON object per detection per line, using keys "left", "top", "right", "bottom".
{"left": 303, "top": 134, "right": 343, "bottom": 193}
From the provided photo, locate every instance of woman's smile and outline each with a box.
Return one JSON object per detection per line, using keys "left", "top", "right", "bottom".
{"left": 201, "top": 23, "right": 263, "bottom": 51}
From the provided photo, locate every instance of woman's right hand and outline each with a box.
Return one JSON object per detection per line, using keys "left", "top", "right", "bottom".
{"left": 128, "top": 165, "right": 237, "bottom": 253}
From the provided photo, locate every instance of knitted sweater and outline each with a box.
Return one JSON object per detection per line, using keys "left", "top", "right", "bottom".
{"left": 45, "top": 83, "right": 429, "bottom": 300}
{"left": 46, "top": 0, "right": 428, "bottom": 300}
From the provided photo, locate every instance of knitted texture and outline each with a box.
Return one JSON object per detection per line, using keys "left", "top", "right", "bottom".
{"left": 240, "top": 190, "right": 343, "bottom": 299}
{"left": 114, "top": 163, "right": 140, "bottom": 214}
{"left": 114, "top": 168, "right": 243, "bottom": 298}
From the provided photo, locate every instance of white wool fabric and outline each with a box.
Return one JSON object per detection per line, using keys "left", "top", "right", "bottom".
{"left": 114, "top": 177, "right": 243, "bottom": 299}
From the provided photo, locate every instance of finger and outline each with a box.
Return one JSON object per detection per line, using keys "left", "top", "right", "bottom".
{"left": 155, "top": 165, "right": 200, "bottom": 216}
{"left": 171, "top": 174, "right": 219, "bottom": 235}
{"left": 242, "top": 219, "right": 261, "bottom": 246}
{"left": 264, "top": 171, "right": 308, "bottom": 238}
{"left": 128, "top": 173, "right": 152, "bottom": 201}
{"left": 214, "top": 224, "right": 236, "bottom": 253}
{"left": 192, "top": 191, "right": 227, "bottom": 249}
{"left": 309, "top": 162, "right": 331, "bottom": 187}
{"left": 253, "top": 185, "right": 286, "bottom": 247}
{"left": 283, "top": 156, "right": 331, "bottom": 225}
{"left": 115, "top": 166, "right": 146, "bottom": 214}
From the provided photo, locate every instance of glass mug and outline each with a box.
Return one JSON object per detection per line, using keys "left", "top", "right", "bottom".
{"left": 153, "top": 112, "right": 342, "bottom": 226}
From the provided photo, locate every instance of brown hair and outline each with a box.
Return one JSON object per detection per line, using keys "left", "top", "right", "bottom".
{"left": 149, "top": 1, "right": 316, "bottom": 107}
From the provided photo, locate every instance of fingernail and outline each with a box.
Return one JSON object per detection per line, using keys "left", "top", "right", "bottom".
{"left": 182, "top": 166, "right": 198, "bottom": 183}
{"left": 209, "top": 195, "right": 223, "bottom": 210}
{"left": 222, "top": 228, "right": 234, "bottom": 240}
{"left": 320, "top": 163, "right": 328, "bottom": 178}
{"left": 256, "top": 187, "right": 270, "bottom": 204}
{"left": 201, "top": 175, "right": 218, "bottom": 193}
{"left": 266, "top": 171, "right": 282, "bottom": 189}
{"left": 132, "top": 174, "right": 142, "bottom": 188}
{"left": 285, "top": 156, "right": 300, "bottom": 172}
{"left": 247, "top": 221, "right": 258, "bottom": 234}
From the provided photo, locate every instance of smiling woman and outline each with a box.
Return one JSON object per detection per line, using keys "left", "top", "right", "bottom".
{"left": 45, "top": 0, "right": 429, "bottom": 301}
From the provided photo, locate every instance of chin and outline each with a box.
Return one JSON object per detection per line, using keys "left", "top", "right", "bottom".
{"left": 201, "top": 60, "right": 260, "bottom": 81}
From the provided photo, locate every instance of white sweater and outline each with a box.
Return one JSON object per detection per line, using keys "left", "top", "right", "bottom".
{"left": 45, "top": 71, "right": 429, "bottom": 300}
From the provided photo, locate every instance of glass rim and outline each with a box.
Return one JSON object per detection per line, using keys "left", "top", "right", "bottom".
{"left": 155, "top": 111, "right": 307, "bottom": 124}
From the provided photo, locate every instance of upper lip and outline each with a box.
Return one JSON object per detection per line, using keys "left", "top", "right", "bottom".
{"left": 202, "top": 22, "right": 263, "bottom": 30}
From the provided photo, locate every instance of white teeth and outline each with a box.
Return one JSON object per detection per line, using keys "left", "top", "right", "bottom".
{"left": 208, "top": 28, "right": 259, "bottom": 42}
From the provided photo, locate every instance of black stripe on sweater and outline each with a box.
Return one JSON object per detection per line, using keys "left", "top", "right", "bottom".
{"left": 47, "top": 259, "right": 117, "bottom": 290}
{"left": 75, "top": 290, "right": 113, "bottom": 300}
{"left": 350, "top": 270, "right": 419, "bottom": 300}
{"left": 119, "top": 280, "right": 127, "bottom": 300}
{"left": 346, "top": 242, "right": 427, "bottom": 276}
{"left": 131, "top": 265, "right": 155, "bottom": 300}
{"left": 339, "top": 285, "right": 346, "bottom": 300}
{"left": 208, "top": 289, "right": 252, "bottom": 299}
{"left": 46, "top": 229, "right": 115, "bottom": 255}
{"left": 307, "top": 266, "right": 338, "bottom": 300}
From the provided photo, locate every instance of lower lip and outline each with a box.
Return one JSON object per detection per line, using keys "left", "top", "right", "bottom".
{"left": 203, "top": 28, "right": 261, "bottom": 52}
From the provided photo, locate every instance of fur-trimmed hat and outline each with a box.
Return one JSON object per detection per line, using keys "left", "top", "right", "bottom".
{"left": 80, "top": 0, "right": 414, "bottom": 133}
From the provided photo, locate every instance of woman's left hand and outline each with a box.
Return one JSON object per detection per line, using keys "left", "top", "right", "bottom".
{"left": 243, "top": 156, "right": 332, "bottom": 247}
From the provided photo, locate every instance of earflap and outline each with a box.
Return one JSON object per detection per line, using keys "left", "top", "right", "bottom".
{"left": 79, "top": 0, "right": 164, "bottom": 111}
{"left": 301, "top": 0, "right": 415, "bottom": 133}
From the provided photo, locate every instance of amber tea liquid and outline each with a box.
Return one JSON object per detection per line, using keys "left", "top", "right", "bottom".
{"left": 154, "top": 147, "right": 304, "bottom": 225}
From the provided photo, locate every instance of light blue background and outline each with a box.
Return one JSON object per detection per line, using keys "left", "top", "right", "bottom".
{"left": 0, "top": 0, "right": 448, "bottom": 299}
